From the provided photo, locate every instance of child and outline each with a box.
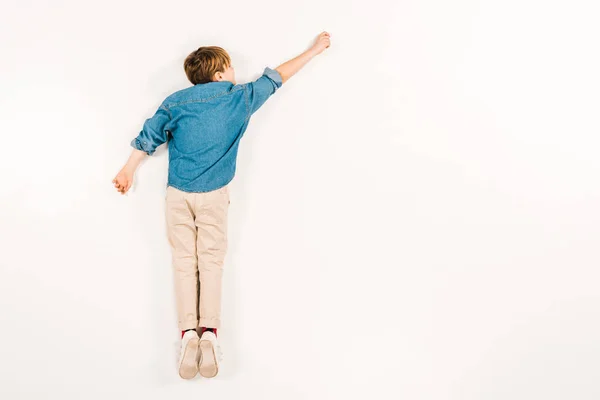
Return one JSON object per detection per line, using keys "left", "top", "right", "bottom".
{"left": 112, "top": 32, "right": 331, "bottom": 379}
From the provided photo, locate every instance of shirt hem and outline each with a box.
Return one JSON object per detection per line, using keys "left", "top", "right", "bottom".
{"left": 166, "top": 177, "right": 234, "bottom": 193}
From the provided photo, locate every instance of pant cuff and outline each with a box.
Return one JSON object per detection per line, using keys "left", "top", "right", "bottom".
{"left": 199, "top": 317, "right": 221, "bottom": 329}
{"left": 178, "top": 320, "right": 198, "bottom": 331}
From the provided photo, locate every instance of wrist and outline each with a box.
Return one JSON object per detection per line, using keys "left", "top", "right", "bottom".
{"left": 123, "top": 163, "right": 137, "bottom": 174}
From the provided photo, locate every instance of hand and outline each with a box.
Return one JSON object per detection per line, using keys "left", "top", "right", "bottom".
{"left": 311, "top": 31, "right": 331, "bottom": 55}
{"left": 112, "top": 167, "right": 134, "bottom": 195}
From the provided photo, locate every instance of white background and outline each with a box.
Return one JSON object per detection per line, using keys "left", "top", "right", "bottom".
{"left": 1, "top": 0, "right": 599, "bottom": 399}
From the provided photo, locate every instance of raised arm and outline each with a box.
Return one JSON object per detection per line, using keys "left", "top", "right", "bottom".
{"left": 275, "top": 31, "right": 331, "bottom": 84}
{"left": 243, "top": 31, "right": 332, "bottom": 117}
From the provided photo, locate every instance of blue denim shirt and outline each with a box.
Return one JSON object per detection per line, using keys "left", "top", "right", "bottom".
{"left": 131, "top": 67, "right": 283, "bottom": 192}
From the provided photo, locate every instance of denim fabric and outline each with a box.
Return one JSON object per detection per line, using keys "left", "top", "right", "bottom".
{"left": 131, "top": 67, "right": 283, "bottom": 192}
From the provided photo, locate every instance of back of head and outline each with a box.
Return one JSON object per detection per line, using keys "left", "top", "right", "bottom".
{"left": 184, "top": 46, "right": 231, "bottom": 85}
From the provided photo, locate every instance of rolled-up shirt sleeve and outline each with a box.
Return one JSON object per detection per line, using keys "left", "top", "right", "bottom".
{"left": 130, "top": 105, "right": 172, "bottom": 155}
{"left": 244, "top": 67, "right": 283, "bottom": 118}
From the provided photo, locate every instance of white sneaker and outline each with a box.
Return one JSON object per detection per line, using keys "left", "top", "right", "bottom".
{"left": 178, "top": 330, "right": 200, "bottom": 379}
{"left": 199, "top": 330, "right": 222, "bottom": 378}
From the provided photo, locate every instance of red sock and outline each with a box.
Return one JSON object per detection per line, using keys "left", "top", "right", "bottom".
{"left": 200, "top": 327, "right": 217, "bottom": 337}
{"left": 181, "top": 329, "right": 195, "bottom": 338}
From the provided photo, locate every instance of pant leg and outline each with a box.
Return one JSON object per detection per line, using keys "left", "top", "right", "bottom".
{"left": 165, "top": 186, "right": 199, "bottom": 331}
{"left": 195, "top": 184, "right": 230, "bottom": 329}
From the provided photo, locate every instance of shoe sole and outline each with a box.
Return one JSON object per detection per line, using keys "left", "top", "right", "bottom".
{"left": 178, "top": 337, "right": 200, "bottom": 379}
{"left": 199, "top": 339, "right": 218, "bottom": 378}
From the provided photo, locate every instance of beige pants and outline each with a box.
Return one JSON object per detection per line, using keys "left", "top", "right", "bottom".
{"left": 165, "top": 184, "right": 230, "bottom": 330}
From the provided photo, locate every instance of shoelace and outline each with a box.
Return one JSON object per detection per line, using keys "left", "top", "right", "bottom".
{"left": 215, "top": 343, "right": 224, "bottom": 362}
{"left": 206, "top": 335, "right": 224, "bottom": 362}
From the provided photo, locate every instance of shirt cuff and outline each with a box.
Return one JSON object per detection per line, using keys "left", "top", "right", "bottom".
{"left": 263, "top": 67, "right": 283, "bottom": 88}
{"left": 130, "top": 137, "right": 154, "bottom": 156}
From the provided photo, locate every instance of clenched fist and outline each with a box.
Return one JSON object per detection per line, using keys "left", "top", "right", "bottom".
{"left": 112, "top": 167, "right": 134, "bottom": 195}
{"left": 311, "top": 31, "right": 331, "bottom": 55}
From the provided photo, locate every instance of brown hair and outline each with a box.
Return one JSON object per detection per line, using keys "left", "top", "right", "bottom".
{"left": 184, "top": 46, "right": 231, "bottom": 85}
